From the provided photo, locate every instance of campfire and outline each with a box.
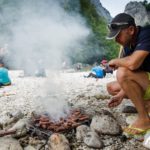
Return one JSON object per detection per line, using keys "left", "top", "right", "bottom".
{"left": 27, "top": 108, "right": 91, "bottom": 139}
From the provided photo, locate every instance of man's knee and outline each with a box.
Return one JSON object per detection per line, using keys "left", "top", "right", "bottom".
{"left": 107, "top": 82, "right": 115, "bottom": 95}
{"left": 116, "top": 67, "right": 131, "bottom": 83}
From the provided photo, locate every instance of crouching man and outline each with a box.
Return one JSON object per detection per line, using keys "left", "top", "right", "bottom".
{"left": 106, "top": 13, "right": 150, "bottom": 136}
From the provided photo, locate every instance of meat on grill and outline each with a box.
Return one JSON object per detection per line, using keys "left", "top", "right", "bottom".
{"left": 31, "top": 109, "right": 90, "bottom": 132}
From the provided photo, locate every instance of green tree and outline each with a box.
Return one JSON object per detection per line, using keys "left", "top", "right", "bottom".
{"left": 78, "top": 0, "right": 119, "bottom": 63}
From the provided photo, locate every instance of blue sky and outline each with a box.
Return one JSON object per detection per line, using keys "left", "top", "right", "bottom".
{"left": 100, "top": 0, "right": 150, "bottom": 17}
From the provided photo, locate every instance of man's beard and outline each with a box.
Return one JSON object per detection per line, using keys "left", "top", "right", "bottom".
{"left": 124, "top": 36, "right": 133, "bottom": 47}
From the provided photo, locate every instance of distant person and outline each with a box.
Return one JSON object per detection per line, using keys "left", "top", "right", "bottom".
{"left": 62, "top": 61, "right": 66, "bottom": 69}
{"left": 0, "top": 63, "right": 11, "bottom": 86}
{"left": 61, "top": 61, "right": 67, "bottom": 73}
{"left": 0, "top": 44, "right": 10, "bottom": 68}
{"left": 0, "top": 47, "right": 6, "bottom": 65}
{"left": 101, "top": 60, "right": 113, "bottom": 74}
{"left": 101, "top": 59, "right": 108, "bottom": 65}
{"left": 76, "top": 63, "right": 82, "bottom": 71}
{"left": 85, "top": 66, "right": 106, "bottom": 78}
{"left": 35, "top": 59, "right": 46, "bottom": 77}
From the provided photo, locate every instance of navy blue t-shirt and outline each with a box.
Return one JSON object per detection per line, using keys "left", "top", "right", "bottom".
{"left": 124, "top": 26, "right": 150, "bottom": 72}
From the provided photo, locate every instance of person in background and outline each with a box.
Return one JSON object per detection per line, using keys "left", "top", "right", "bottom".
{"left": 0, "top": 63, "right": 11, "bottom": 86}
{"left": 101, "top": 59, "right": 113, "bottom": 74}
{"left": 85, "top": 65, "right": 106, "bottom": 78}
{"left": 35, "top": 59, "right": 46, "bottom": 77}
{"left": 106, "top": 13, "right": 150, "bottom": 137}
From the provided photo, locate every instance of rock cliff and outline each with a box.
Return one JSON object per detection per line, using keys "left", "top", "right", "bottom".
{"left": 91, "top": 0, "right": 112, "bottom": 22}
{"left": 91, "top": 0, "right": 150, "bottom": 26}
{"left": 124, "top": 1, "right": 150, "bottom": 26}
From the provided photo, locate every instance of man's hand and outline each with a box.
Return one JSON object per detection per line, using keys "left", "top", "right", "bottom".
{"left": 108, "top": 96, "right": 123, "bottom": 108}
{"left": 108, "top": 51, "right": 149, "bottom": 71}
{"left": 108, "top": 59, "right": 118, "bottom": 70}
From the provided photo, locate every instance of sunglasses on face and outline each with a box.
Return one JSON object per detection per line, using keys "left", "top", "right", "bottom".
{"left": 108, "top": 22, "right": 129, "bottom": 30}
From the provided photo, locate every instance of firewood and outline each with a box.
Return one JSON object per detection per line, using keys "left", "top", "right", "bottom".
{"left": 0, "top": 130, "right": 16, "bottom": 137}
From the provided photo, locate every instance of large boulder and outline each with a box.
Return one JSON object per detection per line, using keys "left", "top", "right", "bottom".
{"left": 124, "top": 2, "right": 150, "bottom": 26}
{"left": 48, "top": 133, "right": 70, "bottom": 150}
{"left": 0, "top": 137, "right": 23, "bottom": 150}
{"left": 84, "top": 131, "right": 103, "bottom": 149}
{"left": 90, "top": 115, "right": 122, "bottom": 135}
{"left": 76, "top": 125, "right": 90, "bottom": 141}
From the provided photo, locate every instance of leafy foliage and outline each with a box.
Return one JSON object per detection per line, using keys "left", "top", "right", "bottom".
{"left": 75, "top": 0, "right": 119, "bottom": 64}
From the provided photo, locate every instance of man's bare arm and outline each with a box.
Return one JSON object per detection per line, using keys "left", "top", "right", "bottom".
{"left": 109, "top": 50, "right": 149, "bottom": 70}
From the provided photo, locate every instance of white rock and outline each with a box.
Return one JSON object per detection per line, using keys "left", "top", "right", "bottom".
{"left": 0, "top": 137, "right": 23, "bottom": 150}
{"left": 143, "top": 132, "right": 150, "bottom": 149}
{"left": 24, "top": 145, "right": 36, "bottom": 150}
{"left": 126, "top": 115, "right": 137, "bottom": 125}
{"left": 90, "top": 115, "right": 121, "bottom": 135}
{"left": 48, "top": 133, "right": 70, "bottom": 150}
{"left": 84, "top": 131, "right": 103, "bottom": 149}
{"left": 76, "top": 125, "right": 90, "bottom": 141}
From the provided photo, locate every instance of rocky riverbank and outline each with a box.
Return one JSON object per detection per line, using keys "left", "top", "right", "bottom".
{"left": 0, "top": 70, "right": 148, "bottom": 150}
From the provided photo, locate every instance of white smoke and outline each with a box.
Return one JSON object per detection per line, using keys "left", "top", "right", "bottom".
{"left": 36, "top": 73, "right": 71, "bottom": 121}
{"left": 6, "top": 0, "right": 90, "bottom": 71}
{"left": 1, "top": 0, "right": 90, "bottom": 119}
